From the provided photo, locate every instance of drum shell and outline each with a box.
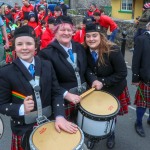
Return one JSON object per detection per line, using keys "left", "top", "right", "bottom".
{"left": 29, "top": 121, "right": 84, "bottom": 150}
{"left": 77, "top": 111, "right": 116, "bottom": 139}
{"left": 77, "top": 91, "right": 120, "bottom": 140}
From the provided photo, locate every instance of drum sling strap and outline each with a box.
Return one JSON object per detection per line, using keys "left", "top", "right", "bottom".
{"left": 13, "top": 58, "right": 51, "bottom": 125}
{"left": 28, "top": 77, "right": 50, "bottom": 125}
{"left": 67, "top": 53, "right": 87, "bottom": 94}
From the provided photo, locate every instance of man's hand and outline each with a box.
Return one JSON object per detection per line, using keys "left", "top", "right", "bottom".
{"left": 92, "top": 80, "right": 103, "bottom": 90}
{"left": 64, "top": 92, "right": 81, "bottom": 104}
{"left": 24, "top": 95, "right": 34, "bottom": 114}
{"left": 55, "top": 116, "right": 78, "bottom": 133}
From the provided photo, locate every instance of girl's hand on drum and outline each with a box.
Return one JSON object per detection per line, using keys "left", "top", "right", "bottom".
{"left": 55, "top": 116, "right": 78, "bottom": 133}
{"left": 92, "top": 80, "right": 103, "bottom": 90}
{"left": 64, "top": 92, "right": 81, "bottom": 104}
{"left": 24, "top": 95, "right": 34, "bottom": 115}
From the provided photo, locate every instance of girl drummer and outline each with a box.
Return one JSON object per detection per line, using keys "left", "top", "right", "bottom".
{"left": 0, "top": 25, "right": 78, "bottom": 150}
{"left": 84, "top": 23, "right": 130, "bottom": 149}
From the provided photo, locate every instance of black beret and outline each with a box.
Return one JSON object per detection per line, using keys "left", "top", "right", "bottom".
{"left": 14, "top": 25, "right": 36, "bottom": 39}
{"left": 83, "top": 17, "right": 95, "bottom": 24}
{"left": 55, "top": 16, "right": 73, "bottom": 25}
{"left": 85, "top": 23, "right": 101, "bottom": 33}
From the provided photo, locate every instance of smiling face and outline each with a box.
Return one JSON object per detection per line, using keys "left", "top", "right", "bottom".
{"left": 55, "top": 23, "right": 73, "bottom": 47}
{"left": 15, "top": 36, "right": 36, "bottom": 63}
{"left": 85, "top": 32, "right": 100, "bottom": 50}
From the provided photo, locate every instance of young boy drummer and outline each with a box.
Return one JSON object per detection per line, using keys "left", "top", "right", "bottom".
{"left": 0, "top": 25, "right": 78, "bottom": 150}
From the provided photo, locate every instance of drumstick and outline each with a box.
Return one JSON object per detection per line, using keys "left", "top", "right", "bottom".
{"left": 80, "top": 88, "right": 95, "bottom": 99}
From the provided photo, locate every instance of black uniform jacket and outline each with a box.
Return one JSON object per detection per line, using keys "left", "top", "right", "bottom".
{"left": 0, "top": 56, "right": 65, "bottom": 135}
{"left": 86, "top": 46, "right": 127, "bottom": 97}
{"left": 39, "top": 39, "right": 96, "bottom": 94}
{"left": 132, "top": 32, "right": 150, "bottom": 83}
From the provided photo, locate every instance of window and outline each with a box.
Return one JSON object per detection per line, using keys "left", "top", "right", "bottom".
{"left": 121, "top": 0, "right": 132, "bottom": 11}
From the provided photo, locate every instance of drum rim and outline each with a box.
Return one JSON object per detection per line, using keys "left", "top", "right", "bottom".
{"left": 0, "top": 116, "right": 4, "bottom": 139}
{"left": 29, "top": 121, "right": 84, "bottom": 150}
{"left": 79, "top": 91, "right": 120, "bottom": 120}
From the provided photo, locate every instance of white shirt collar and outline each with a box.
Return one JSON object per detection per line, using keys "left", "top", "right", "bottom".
{"left": 90, "top": 49, "right": 98, "bottom": 54}
{"left": 20, "top": 58, "right": 35, "bottom": 70}
{"left": 59, "top": 42, "right": 72, "bottom": 53}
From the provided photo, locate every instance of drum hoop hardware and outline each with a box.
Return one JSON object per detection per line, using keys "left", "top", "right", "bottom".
{"left": 78, "top": 106, "right": 118, "bottom": 121}
{"left": 36, "top": 115, "right": 49, "bottom": 126}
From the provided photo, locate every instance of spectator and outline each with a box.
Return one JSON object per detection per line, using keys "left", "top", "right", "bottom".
{"left": 54, "top": 6, "right": 62, "bottom": 18}
{"left": 28, "top": 11, "right": 38, "bottom": 29}
{"left": 93, "top": 12, "right": 118, "bottom": 42}
{"left": 40, "top": 17, "right": 55, "bottom": 49}
{"left": 21, "top": 0, "right": 34, "bottom": 20}
{"left": 134, "top": 3, "right": 150, "bottom": 38}
{"left": 59, "top": 0, "right": 68, "bottom": 16}
{"left": 86, "top": 3, "right": 101, "bottom": 17}
{"left": 73, "top": 17, "right": 94, "bottom": 44}
{"left": 0, "top": 14, "right": 9, "bottom": 67}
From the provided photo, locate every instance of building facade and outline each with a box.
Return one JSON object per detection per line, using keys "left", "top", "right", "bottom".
{"left": 111, "top": 0, "right": 150, "bottom": 20}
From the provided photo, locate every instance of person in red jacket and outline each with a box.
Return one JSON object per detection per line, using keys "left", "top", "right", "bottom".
{"left": 21, "top": 0, "right": 34, "bottom": 20}
{"left": 14, "top": 3, "right": 20, "bottom": 12}
{"left": 87, "top": 3, "right": 101, "bottom": 17}
{"left": 28, "top": 11, "right": 38, "bottom": 29}
{"left": 73, "top": 17, "right": 94, "bottom": 44}
{"left": 44, "top": 9, "right": 53, "bottom": 23}
{"left": 93, "top": 12, "right": 118, "bottom": 42}
{"left": 40, "top": 17, "right": 55, "bottom": 50}
{"left": 54, "top": 6, "right": 62, "bottom": 18}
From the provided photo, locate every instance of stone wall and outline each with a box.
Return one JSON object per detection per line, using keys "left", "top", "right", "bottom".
{"left": 70, "top": 0, "right": 111, "bottom": 9}
{"left": 114, "top": 20, "right": 135, "bottom": 49}
{"left": 0, "top": 0, "right": 22, "bottom": 6}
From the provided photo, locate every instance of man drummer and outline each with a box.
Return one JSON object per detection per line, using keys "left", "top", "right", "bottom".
{"left": 0, "top": 25, "right": 78, "bottom": 150}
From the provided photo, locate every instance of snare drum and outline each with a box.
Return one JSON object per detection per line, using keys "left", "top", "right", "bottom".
{"left": 29, "top": 121, "right": 84, "bottom": 150}
{"left": 77, "top": 91, "right": 120, "bottom": 140}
